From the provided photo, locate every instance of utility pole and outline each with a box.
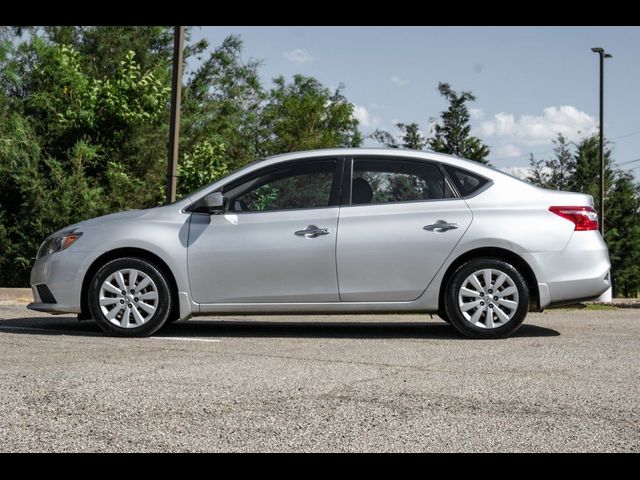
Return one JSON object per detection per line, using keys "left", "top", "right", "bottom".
{"left": 166, "top": 26, "right": 185, "bottom": 204}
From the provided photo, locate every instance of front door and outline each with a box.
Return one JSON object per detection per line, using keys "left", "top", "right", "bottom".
{"left": 187, "top": 159, "right": 342, "bottom": 304}
{"left": 336, "top": 157, "right": 473, "bottom": 302}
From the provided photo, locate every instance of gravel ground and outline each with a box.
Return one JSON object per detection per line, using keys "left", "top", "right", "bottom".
{"left": 0, "top": 305, "right": 638, "bottom": 452}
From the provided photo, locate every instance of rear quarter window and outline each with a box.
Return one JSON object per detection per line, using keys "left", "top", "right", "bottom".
{"left": 444, "top": 165, "right": 491, "bottom": 197}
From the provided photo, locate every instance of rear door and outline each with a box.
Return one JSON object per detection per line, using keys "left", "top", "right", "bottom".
{"left": 336, "top": 157, "right": 473, "bottom": 302}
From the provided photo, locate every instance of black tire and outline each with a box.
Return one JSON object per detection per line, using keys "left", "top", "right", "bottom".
{"left": 444, "top": 257, "right": 529, "bottom": 339}
{"left": 88, "top": 257, "right": 173, "bottom": 337}
{"left": 437, "top": 312, "right": 450, "bottom": 323}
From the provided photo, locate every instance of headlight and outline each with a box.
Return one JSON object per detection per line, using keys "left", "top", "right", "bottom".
{"left": 36, "top": 231, "right": 83, "bottom": 259}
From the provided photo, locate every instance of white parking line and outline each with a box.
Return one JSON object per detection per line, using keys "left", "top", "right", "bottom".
{"left": 151, "top": 337, "right": 221, "bottom": 343}
{"left": 0, "top": 325, "right": 221, "bottom": 342}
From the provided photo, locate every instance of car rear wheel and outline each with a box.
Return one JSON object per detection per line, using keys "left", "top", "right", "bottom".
{"left": 444, "top": 257, "right": 529, "bottom": 339}
{"left": 88, "top": 257, "right": 172, "bottom": 337}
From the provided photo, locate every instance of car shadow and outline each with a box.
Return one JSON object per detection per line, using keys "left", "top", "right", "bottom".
{"left": 0, "top": 316, "right": 560, "bottom": 340}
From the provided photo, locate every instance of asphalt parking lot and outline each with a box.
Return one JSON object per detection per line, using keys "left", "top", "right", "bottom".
{"left": 0, "top": 304, "right": 638, "bottom": 452}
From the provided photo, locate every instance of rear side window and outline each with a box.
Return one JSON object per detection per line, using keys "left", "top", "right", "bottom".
{"left": 444, "top": 165, "right": 490, "bottom": 197}
{"left": 351, "top": 159, "right": 455, "bottom": 205}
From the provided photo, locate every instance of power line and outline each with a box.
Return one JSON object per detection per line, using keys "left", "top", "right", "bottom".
{"left": 490, "top": 130, "right": 640, "bottom": 163}
{"left": 491, "top": 148, "right": 554, "bottom": 162}
{"left": 613, "top": 130, "right": 640, "bottom": 140}
{"left": 618, "top": 157, "right": 640, "bottom": 166}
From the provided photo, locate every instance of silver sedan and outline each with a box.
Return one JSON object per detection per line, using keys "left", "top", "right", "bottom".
{"left": 28, "top": 148, "right": 611, "bottom": 338}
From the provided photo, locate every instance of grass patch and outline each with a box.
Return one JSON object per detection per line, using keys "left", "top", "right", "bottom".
{"left": 584, "top": 303, "right": 619, "bottom": 311}
{"left": 547, "top": 303, "right": 619, "bottom": 311}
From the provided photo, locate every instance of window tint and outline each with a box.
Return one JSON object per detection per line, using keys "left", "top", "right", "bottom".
{"left": 226, "top": 161, "right": 336, "bottom": 212}
{"left": 351, "top": 159, "right": 454, "bottom": 205}
{"left": 443, "top": 165, "right": 490, "bottom": 197}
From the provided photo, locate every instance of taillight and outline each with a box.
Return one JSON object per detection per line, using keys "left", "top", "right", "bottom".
{"left": 549, "top": 206, "right": 599, "bottom": 231}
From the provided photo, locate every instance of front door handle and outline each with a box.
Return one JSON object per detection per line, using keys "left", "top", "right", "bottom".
{"left": 423, "top": 221, "right": 459, "bottom": 232}
{"left": 294, "top": 225, "right": 330, "bottom": 238}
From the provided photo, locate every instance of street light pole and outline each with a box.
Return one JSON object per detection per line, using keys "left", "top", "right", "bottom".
{"left": 166, "top": 26, "right": 185, "bottom": 205}
{"left": 591, "top": 47, "right": 612, "bottom": 239}
{"left": 591, "top": 47, "right": 613, "bottom": 302}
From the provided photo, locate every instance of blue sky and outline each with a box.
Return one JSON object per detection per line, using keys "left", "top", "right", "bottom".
{"left": 191, "top": 26, "right": 640, "bottom": 177}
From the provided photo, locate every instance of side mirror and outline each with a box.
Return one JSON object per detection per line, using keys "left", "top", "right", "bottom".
{"left": 204, "top": 192, "right": 225, "bottom": 213}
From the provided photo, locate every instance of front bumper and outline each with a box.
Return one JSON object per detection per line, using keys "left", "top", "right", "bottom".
{"left": 28, "top": 249, "right": 98, "bottom": 315}
{"left": 27, "top": 299, "right": 78, "bottom": 314}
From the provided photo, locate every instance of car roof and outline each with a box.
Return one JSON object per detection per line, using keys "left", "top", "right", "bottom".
{"left": 261, "top": 147, "right": 508, "bottom": 179}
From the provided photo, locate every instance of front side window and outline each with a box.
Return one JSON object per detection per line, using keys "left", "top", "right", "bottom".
{"left": 351, "top": 159, "right": 455, "bottom": 205}
{"left": 225, "top": 161, "right": 336, "bottom": 212}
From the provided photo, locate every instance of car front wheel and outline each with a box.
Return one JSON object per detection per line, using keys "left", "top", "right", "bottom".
{"left": 444, "top": 257, "right": 530, "bottom": 339}
{"left": 88, "top": 257, "right": 173, "bottom": 337}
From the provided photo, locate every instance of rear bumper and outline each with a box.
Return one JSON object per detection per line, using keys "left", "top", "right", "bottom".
{"left": 546, "top": 270, "right": 611, "bottom": 306}
{"left": 524, "top": 231, "right": 611, "bottom": 308}
{"left": 537, "top": 271, "right": 611, "bottom": 308}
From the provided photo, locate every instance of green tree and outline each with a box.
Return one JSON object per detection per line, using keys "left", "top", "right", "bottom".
{"left": 372, "top": 122, "right": 427, "bottom": 150}
{"left": 371, "top": 128, "right": 399, "bottom": 148}
{"left": 545, "top": 134, "right": 575, "bottom": 190}
{"left": 181, "top": 34, "right": 264, "bottom": 172}
{"left": 570, "top": 134, "right": 615, "bottom": 204}
{"left": 526, "top": 153, "right": 548, "bottom": 187}
{"left": 398, "top": 123, "right": 428, "bottom": 150}
{"left": 526, "top": 134, "right": 575, "bottom": 190}
{"left": 371, "top": 82, "right": 489, "bottom": 163}
{"left": 605, "top": 171, "right": 640, "bottom": 297}
{"left": 0, "top": 113, "right": 106, "bottom": 285}
{"left": 258, "top": 75, "right": 362, "bottom": 156}
{"left": 176, "top": 137, "right": 228, "bottom": 199}
{"left": 428, "top": 82, "right": 490, "bottom": 164}
{"left": 0, "top": 31, "right": 171, "bottom": 285}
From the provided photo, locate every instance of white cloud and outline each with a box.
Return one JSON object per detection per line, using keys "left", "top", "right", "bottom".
{"left": 499, "top": 165, "right": 552, "bottom": 181}
{"left": 284, "top": 49, "right": 313, "bottom": 64}
{"left": 469, "top": 108, "right": 485, "bottom": 120}
{"left": 498, "top": 166, "right": 531, "bottom": 180}
{"left": 494, "top": 143, "right": 522, "bottom": 159}
{"left": 480, "top": 106, "right": 597, "bottom": 146}
{"left": 391, "top": 75, "right": 409, "bottom": 87}
{"left": 353, "top": 105, "right": 381, "bottom": 129}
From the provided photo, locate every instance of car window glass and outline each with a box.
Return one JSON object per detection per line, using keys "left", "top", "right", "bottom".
{"left": 352, "top": 159, "right": 454, "bottom": 205}
{"left": 443, "top": 165, "right": 490, "bottom": 197}
{"left": 226, "top": 161, "right": 335, "bottom": 212}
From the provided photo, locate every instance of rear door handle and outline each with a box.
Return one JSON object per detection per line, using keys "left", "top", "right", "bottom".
{"left": 295, "top": 225, "right": 330, "bottom": 238}
{"left": 423, "top": 222, "right": 459, "bottom": 232}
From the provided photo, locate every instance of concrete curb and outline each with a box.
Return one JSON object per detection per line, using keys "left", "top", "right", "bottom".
{"left": 587, "top": 302, "right": 640, "bottom": 309}
{"left": 0, "top": 288, "right": 32, "bottom": 303}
